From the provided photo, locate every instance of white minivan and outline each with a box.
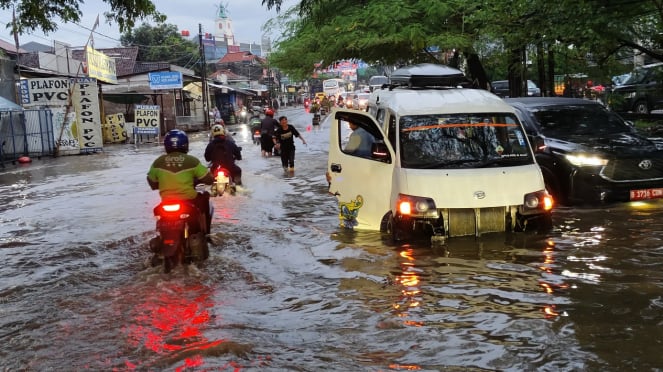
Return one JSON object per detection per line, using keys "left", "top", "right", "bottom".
{"left": 326, "top": 64, "right": 553, "bottom": 243}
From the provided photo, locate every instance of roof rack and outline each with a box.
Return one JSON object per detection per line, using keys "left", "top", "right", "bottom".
{"left": 389, "top": 63, "right": 469, "bottom": 89}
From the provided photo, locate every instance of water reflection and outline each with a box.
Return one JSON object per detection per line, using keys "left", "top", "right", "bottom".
{"left": 118, "top": 274, "right": 255, "bottom": 370}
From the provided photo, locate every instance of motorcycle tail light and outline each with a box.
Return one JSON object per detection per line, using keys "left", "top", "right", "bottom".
{"left": 162, "top": 204, "right": 181, "bottom": 212}
{"left": 216, "top": 169, "right": 226, "bottom": 177}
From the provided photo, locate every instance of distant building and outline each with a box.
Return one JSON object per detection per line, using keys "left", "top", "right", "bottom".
{"left": 199, "top": 2, "right": 272, "bottom": 62}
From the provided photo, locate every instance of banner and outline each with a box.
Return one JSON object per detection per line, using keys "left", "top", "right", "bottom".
{"left": 86, "top": 47, "right": 117, "bottom": 84}
{"left": 19, "top": 77, "right": 103, "bottom": 154}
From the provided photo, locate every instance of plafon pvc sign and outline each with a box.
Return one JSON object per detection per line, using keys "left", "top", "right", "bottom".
{"left": 148, "top": 71, "right": 183, "bottom": 90}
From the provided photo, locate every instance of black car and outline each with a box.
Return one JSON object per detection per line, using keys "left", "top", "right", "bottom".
{"left": 609, "top": 62, "right": 663, "bottom": 114}
{"left": 491, "top": 80, "right": 541, "bottom": 98}
{"left": 506, "top": 97, "right": 663, "bottom": 205}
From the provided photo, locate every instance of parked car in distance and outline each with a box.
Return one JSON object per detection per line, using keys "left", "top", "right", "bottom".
{"left": 506, "top": 97, "right": 663, "bottom": 205}
{"left": 352, "top": 92, "right": 370, "bottom": 111}
{"left": 368, "top": 75, "right": 389, "bottom": 92}
{"left": 609, "top": 62, "right": 663, "bottom": 114}
{"left": 491, "top": 80, "right": 541, "bottom": 98}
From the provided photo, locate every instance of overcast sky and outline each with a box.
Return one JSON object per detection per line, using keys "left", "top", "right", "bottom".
{"left": 0, "top": 0, "right": 297, "bottom": 49}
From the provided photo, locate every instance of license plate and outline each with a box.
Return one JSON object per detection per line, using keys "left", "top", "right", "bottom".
{"left": 630, "top": 188, "right": 663, "bottom": 201}
{"left": 158, "top": 219, "right": 185, "bottom": 230}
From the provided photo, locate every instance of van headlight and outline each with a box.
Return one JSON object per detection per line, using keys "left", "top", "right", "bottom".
{"left": 396, "top": 194, "right": 438, "bottom": 218}
{"left": 522, "top": 190, "right": 554, "bottom": 213}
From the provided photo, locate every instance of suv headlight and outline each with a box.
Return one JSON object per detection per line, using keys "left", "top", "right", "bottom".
{"left": 396, "top": 194, "right": 438, "bottom": 218}
{"left": 563, "top": 153, "right": 608, "bottom": 167}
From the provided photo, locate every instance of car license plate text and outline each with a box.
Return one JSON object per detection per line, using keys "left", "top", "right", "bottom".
{"left": 630, "top": 188, "right": 663, "bottom": 201}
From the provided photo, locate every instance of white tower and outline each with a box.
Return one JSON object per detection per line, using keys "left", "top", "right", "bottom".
{"left": 215, "top": 2, "right": 238, "bottom": 51}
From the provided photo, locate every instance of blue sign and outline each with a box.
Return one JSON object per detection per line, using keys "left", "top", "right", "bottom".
{"left": 148, "top": 71, "right": 183, "bottom": 90}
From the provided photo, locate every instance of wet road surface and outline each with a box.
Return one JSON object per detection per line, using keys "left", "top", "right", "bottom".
{"left": 1, "top": 107, "right": 663, "bottom": 371}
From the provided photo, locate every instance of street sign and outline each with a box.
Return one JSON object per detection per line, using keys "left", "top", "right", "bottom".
{"left": 148, "top": 71, "right": 183, "bottom": 90}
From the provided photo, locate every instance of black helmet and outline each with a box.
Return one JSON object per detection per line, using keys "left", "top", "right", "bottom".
{"left": 164, "top": 129, "right": 189, "bottom": 153}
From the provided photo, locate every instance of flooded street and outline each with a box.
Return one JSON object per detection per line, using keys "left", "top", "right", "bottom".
{"left": 2, "top": 107, "right": 663, "bottom": 371}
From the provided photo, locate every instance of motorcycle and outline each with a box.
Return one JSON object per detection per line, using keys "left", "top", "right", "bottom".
{"left": 239, "top": 107, "right": 248, "bottom": 123}
{"left": 149, "top": 193, "right": 211, "bottom": 273}
{"left": 209, "top": 164, "right": 237, "bottom": 196}
{"left": 250, "top": 118, "right": 262, "bottom": 145}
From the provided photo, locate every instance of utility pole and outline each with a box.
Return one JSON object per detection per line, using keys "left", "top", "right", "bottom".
{"left": 199, "top": 23, "right": 209, "bottom": 128}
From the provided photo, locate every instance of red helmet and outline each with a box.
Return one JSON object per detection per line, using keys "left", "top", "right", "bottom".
{"left": 265, "top": 107, "right": 275, "bottom": 116}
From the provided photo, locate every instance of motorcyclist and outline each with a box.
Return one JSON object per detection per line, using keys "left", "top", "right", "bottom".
{"left": 204, "top": 124, "right": 243, "bottom": 186}
{"left": 259, "top": 107, "right": 279, "bottom": 157}
{"left": 147, "top": 129, "right": 214, "bottom": 233}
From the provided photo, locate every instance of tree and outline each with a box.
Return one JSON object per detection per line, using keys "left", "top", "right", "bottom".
{"left": 2, "top": 0, "right": 165, "bottom": 36}
{"left": 120, "top": 23, "right": 199, "bottom": 69}
{"left": 263, "top": 0, "right": 663, "bottom": 97}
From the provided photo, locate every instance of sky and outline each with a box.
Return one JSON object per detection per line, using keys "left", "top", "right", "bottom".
{"left": 0, "top": 0, "right": 298, "bottom": 49}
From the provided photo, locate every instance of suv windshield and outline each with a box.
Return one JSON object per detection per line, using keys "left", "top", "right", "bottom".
{"left": 531, "top": 104, "right": 632, "bottom": 137}
{"left": 399, "top": 113, "right": 533, "bottom": 169}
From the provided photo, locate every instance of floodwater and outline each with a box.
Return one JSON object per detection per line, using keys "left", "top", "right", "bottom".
{"left": 1, "top": 107, "right": 663, "bottom": 371}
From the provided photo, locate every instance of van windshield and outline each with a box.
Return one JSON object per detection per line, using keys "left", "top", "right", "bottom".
{"left": 398, "top": 113, "right": 533, "bottom": 169}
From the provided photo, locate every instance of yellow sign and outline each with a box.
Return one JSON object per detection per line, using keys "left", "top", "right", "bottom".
{"left": 86, "top": 47, "right": 117, "bottom": 84}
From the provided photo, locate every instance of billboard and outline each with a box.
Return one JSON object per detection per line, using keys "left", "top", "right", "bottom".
{"left": 86, "top": 47, "right": 117, "bottom": 84}
{"left": 19, "top": 77, "right": 103, "bottom": 154}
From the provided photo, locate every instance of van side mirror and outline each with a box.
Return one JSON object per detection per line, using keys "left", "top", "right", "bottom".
{"left": 532, "top": 135, "right": 546, "bottom": 153}
{"left": 371, "top": 142, "right": 391, "bottom": 163}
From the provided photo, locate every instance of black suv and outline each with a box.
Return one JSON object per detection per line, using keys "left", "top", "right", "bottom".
{"left": 506, "top": 97, "right": 663, "bottom": 205}
{"left": 491, "top": 80, "right": 541, "bottom": 98}
{"left": 609, "top": 62, "right": 663, "bottom": 114}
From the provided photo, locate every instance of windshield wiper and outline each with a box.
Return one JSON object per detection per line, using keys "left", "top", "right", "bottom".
{"left": 413, "top": 159, "right": 482, "bottom": 169}
{"left": 477, "top": 156, "right": 531, "bottom": 168}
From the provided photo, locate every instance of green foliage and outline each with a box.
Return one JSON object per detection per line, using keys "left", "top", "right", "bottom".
{"left": 1, "top": 0, "right": 165, "bottom": 35}
{"left": 264, "top": 0, "right": 663, "bottom": 89}
{"left": 120, "top": 23, "right": 199, "bottom": 69}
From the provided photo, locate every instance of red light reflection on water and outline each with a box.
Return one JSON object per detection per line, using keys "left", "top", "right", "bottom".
{"left": 122, "top": 282, "right": 225, "bottom": 370}
{"left": 392, "top": 249, "right": 424, "bottom": 326}
{"left": 537, "top": 239, "right": 568, "bottom": 319}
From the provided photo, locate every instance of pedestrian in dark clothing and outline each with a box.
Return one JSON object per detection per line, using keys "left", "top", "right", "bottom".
{"left": 260, "top": 108, "right": 279, "bottom": 157}
{"left": 204, "top": 125, "right": 243, "bottom": 185}
{"left": 273, "top": 116, "right": 306, "bottom": 172}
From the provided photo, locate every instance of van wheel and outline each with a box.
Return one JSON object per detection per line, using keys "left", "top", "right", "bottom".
{"left": 386, "top": 214, "right": 408, "bottom": 242}
{"left": 634, "top": 100, "right": 649, "bottom": 114}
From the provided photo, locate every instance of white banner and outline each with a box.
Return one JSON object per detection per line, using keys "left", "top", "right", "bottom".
{"left": 19, "top": 77, "right": 103, "bottom": 153}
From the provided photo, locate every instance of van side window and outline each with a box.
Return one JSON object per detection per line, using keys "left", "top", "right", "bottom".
{"left": 339, "top": 118, "right": 382, "bottom": 160}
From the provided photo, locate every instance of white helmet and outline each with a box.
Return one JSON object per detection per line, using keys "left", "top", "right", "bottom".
{"left": 211, "top": 124, "right": 225, "bottom": 137}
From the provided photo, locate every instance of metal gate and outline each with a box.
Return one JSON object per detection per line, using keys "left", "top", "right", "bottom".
{"left": 0, "top": 108, "right": 54, "bottom": 166}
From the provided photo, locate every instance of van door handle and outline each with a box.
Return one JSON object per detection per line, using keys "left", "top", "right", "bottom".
{"left": 331, "top": 163, "right": 342, "bottom": 173}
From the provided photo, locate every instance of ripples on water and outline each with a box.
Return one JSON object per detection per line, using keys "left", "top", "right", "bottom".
{"left": 1, "top": 128, "right": 663, "bottom": 370}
